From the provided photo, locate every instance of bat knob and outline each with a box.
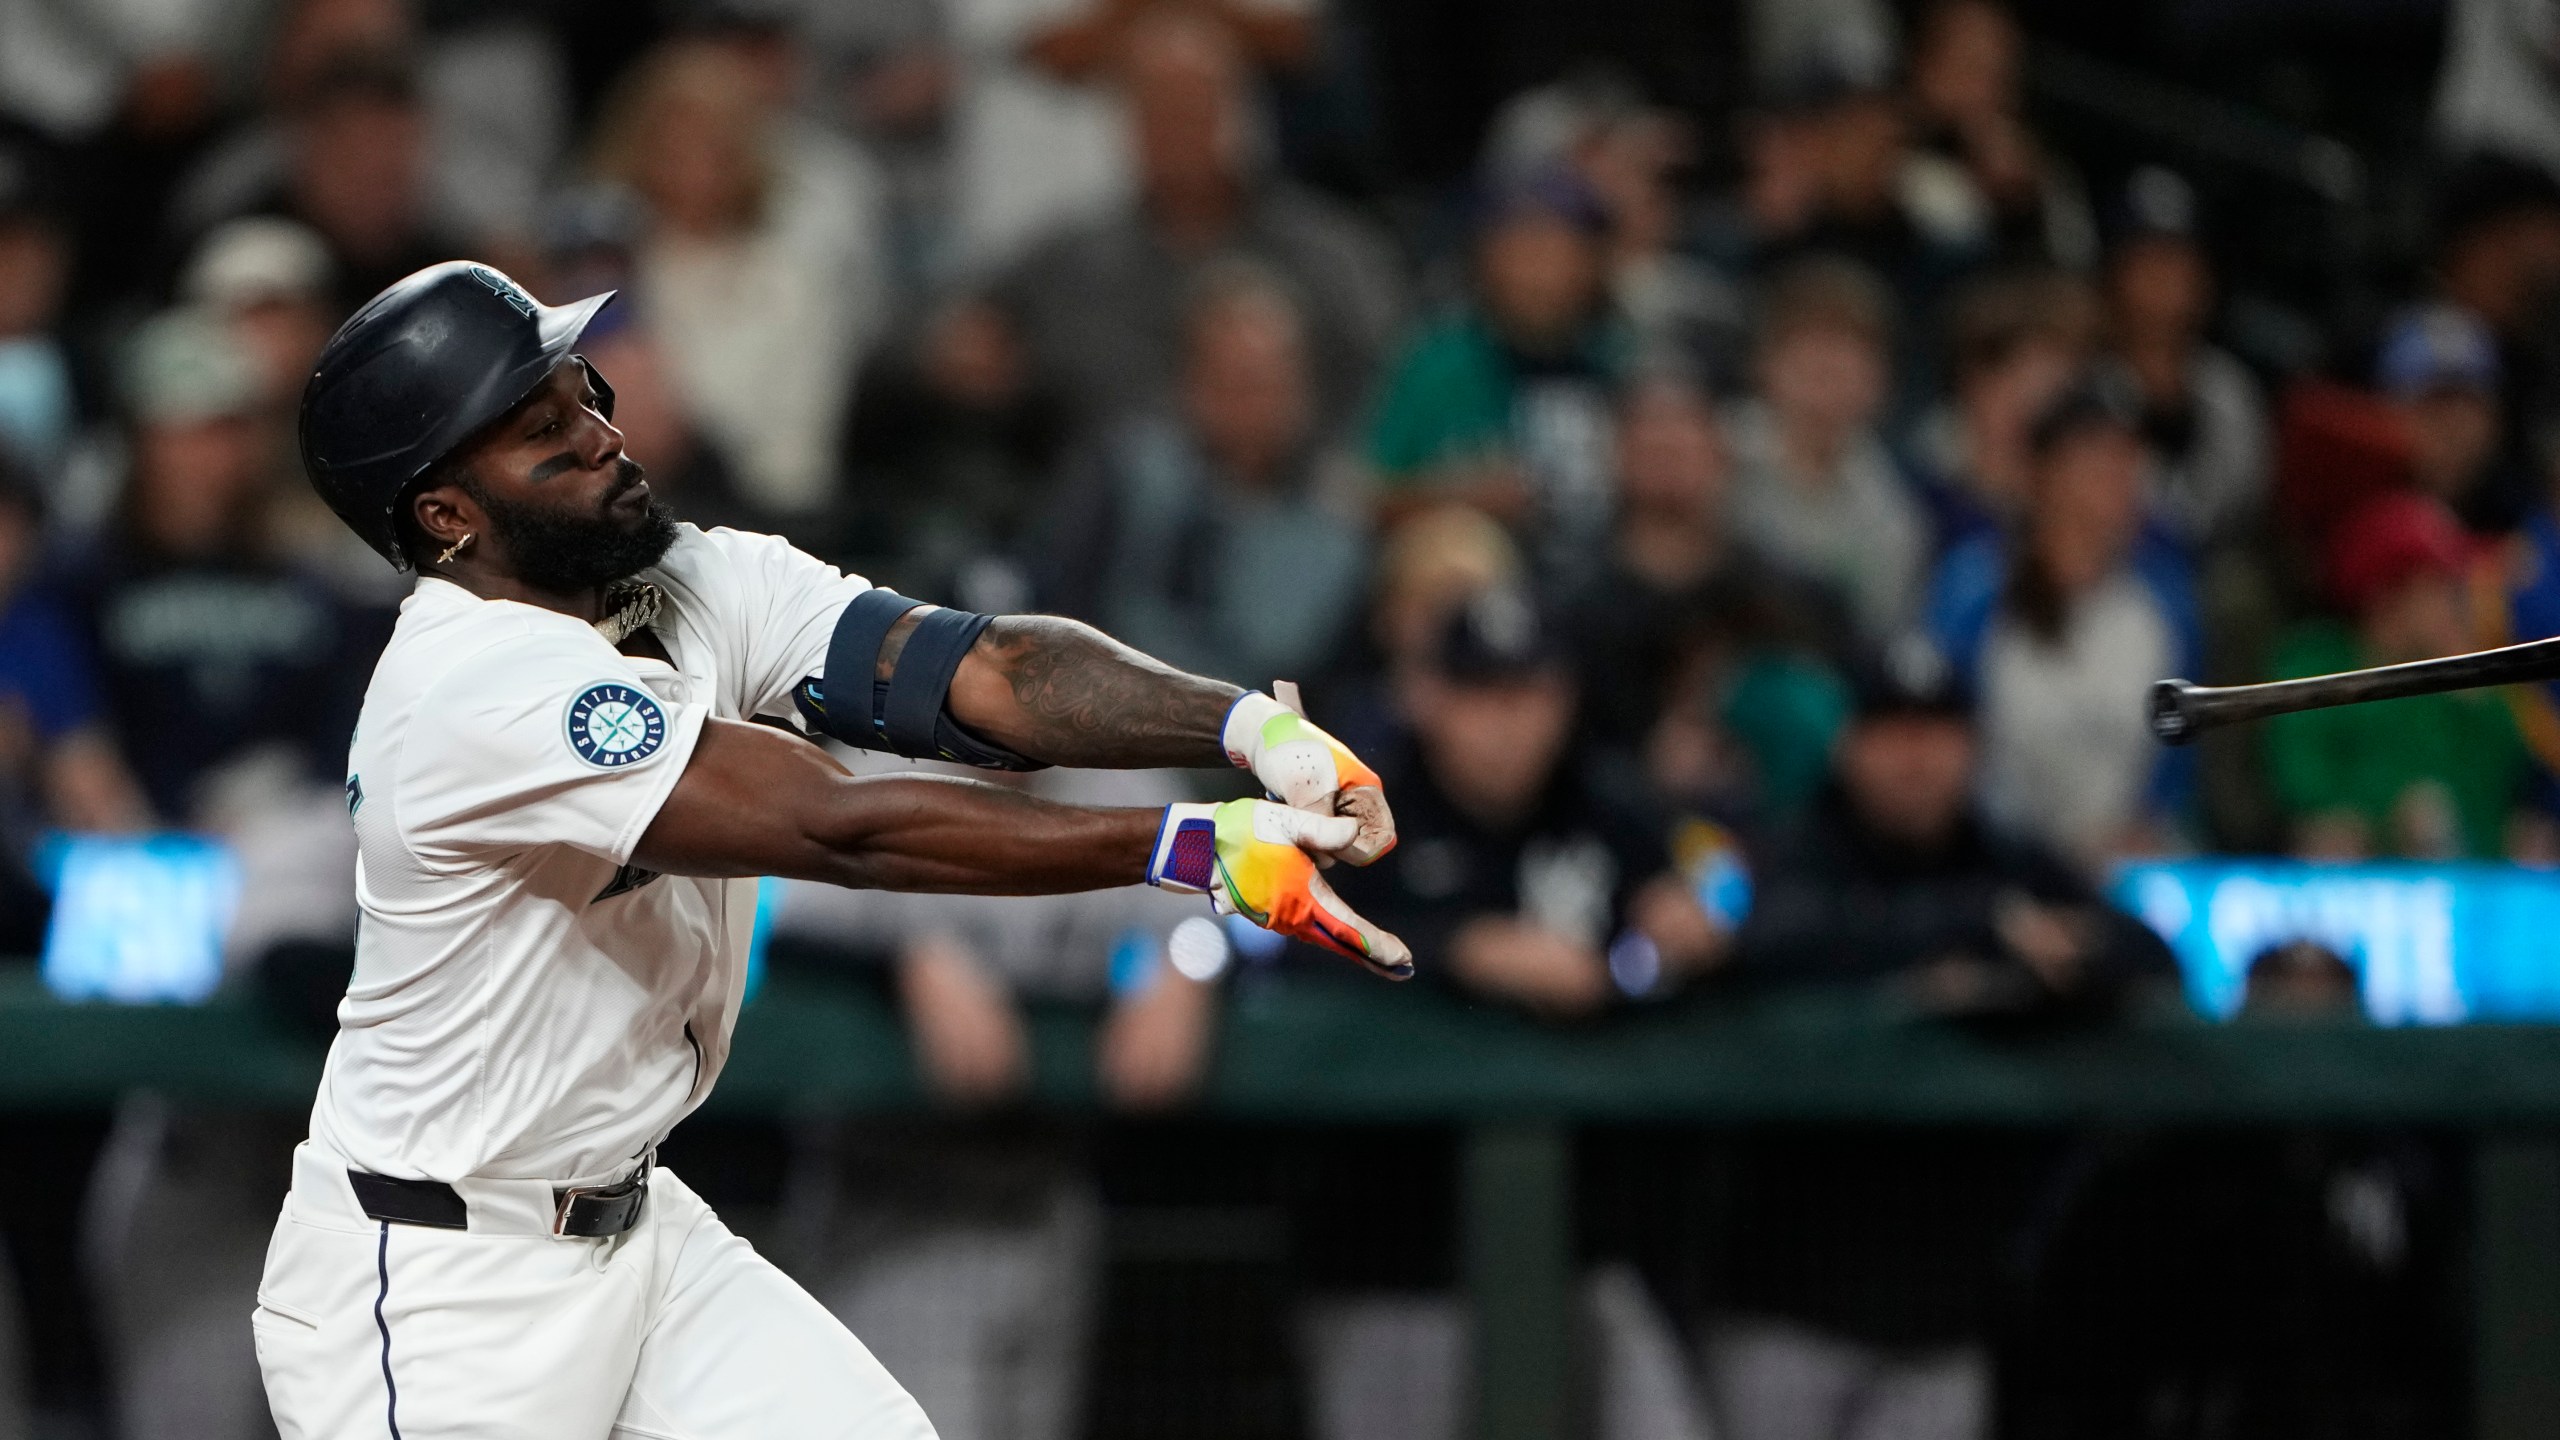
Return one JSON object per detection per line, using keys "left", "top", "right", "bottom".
{"left": 2149, "top": 679, "right": 2204, "bottom": 746}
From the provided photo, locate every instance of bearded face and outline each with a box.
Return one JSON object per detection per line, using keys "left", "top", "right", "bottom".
{"left": 462, "top": 454, "right": 678, "bottom": 594}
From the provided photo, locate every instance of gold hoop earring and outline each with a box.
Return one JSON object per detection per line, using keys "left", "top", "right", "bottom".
{"left": 436, "top": 532, "right": 474, "bottom": 566}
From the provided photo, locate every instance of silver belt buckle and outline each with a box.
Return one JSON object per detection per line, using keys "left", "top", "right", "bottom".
{"left": 552, "top": 1152, "right": 650, "bottom": 1237}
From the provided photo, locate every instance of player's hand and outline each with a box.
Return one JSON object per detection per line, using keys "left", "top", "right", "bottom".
{"left": 1222, "top": 690, "right": 1397, "bottom": 866}
{"left": 1147, "top": 800, "right": 1414, "bottom": 980}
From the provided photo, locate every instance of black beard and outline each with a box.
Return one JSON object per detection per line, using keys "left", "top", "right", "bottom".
{"left": 469, "top": 458, "right": 678, "bottom": 594}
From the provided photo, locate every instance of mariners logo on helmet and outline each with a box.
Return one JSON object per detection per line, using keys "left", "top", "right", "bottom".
{"left": 565, "top": 682, "right": 668, "bottom": 769}
{"left": 470, "top": 264, "right": 539, "bottom": 318}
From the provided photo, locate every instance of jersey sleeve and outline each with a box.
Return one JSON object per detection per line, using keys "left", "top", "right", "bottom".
{"left": 683, "top": 526, "right": 875, "bottom": 721}
{"left": 394, "top": 629, "right": 709, "bottom": 869}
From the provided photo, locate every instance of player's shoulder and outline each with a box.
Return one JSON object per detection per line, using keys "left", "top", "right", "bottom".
{"left": 381, "top": 579, "right": 628, "bottom": 703}
{"left": 641, "top": 522, "right": 870, "bottom": 617}
{"left": 647, "top": 522, "right": 858, "bottom": 586}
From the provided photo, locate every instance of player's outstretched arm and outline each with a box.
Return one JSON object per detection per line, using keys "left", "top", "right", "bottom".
{"left": 635, "top": 717, "right": 1159, "bottom": 894}
{"left": 633, "top": 717, "right": 1414, "bottom": 976}
{"left": 943, "top": 615, "right": 1241, "bottom": 770}
{"left": 793, "top": 593, "right": 1395, "bottom": 865}
{"left": 942, "top": 615, "right": 1397, "bottom": 865}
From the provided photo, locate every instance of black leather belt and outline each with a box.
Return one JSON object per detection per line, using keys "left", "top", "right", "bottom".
{"left": 346, "top": 1160, "right": 649, "bottom": 1238}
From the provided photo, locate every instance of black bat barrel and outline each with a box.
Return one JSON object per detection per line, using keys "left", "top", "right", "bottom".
{"left": 2148, "top": 635, "right": 2560, "bottom": 745}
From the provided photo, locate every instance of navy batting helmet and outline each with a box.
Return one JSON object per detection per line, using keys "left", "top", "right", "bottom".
{"left": 299, "top": 261, "right": 616, "bottom": 567}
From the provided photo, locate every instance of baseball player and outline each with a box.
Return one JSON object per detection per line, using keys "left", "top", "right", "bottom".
{"left": 253, "top": 261, "right": 1409, "bottom": 1440}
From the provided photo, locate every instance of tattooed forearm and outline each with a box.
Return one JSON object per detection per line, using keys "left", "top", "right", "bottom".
{"left": 951, "top": 615, "right": 1242, "bottom": 769}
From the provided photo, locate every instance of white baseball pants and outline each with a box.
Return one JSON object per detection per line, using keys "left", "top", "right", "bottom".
{"left": 253, "top": 1142, "right": 937, "bottom": 1440}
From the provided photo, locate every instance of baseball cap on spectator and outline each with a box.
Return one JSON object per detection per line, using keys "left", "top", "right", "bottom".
{"left": 1849, "top": 633, "right": 1971, "bottom": 720}
{"left": 181, "top": 217, "right": 334, "bottom": 310}
{"left": 122, "top": 308, "right": 262, "bottom": 424}
{"left": 1480, "top": 68, "right": 1646, "bottom": 183}
{"left": 2324, "top": 489, "right": 2473, "bottom": 616}
{"left": 1433, "top": 584, "right": 1565, "bottom": 685}
{"left": 2027, "top": 369, "right": 2144, "bottom": 456}
{"left": 2374, "top": 304, "right": 2500, "bottom": 399}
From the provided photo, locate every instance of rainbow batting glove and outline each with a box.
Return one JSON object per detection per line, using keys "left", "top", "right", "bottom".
{"left": 1148, "top": 800, "right": 1414, "bottom": 980}
{"left": 1222, "top": 691, "right": 1397, "bottom": 866}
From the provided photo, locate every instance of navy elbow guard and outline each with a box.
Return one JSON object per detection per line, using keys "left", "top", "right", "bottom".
{"left": 792, "top": 588, "right": 1048, "bottom": 772}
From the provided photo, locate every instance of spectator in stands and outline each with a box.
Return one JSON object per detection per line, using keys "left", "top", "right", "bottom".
{"left": 1002, "top": 9, "right": 1402, "bottom": 439}
{"left": 1710, "top": 636, "right": 2172, "bottom": 1440}
{"left": 52, "top": 34, "right": 228, "bottom": 320}
{"left": 1744, "top": 60, "right": 1984, "bottom": 320}
{"left": 173, "top": 217, "right": 392, "bottom": 585}
{"left": 2375, "top": 303, "right": 2524, "bottom": 533}
{"left": 1901, "top": 0, "right": 2094, "bottom": 270}
{"left": 1566, "top": 369, "right": 1848, "bottom": 827}
{"left": 179, "top": 218, "right": 336, "bottom": 418}
{"left": 1481, "top": 74, "right": 1748, "bottom": 386}
{"left": 0, "top": 143, "right": 74, "bottom": 496}
{"left": 2097, "top": 168, "right": 2269, "bottom": 553}
{"left": 1311, "top": 502, "right": 1528, "bottom": 761}
{"left": 1326, "top": 586, "right": 1722, "bottom": 1016}
{"left": 1045, "top": 263, "right": 1369, "bottom": 688}
{"left": 939, "top": 0, "right": 1320, "bottom": 276}
{"left": 1583, "top": 105, "right": 1749, "bottom": 388}
{"left": 1727, "top": 256, "right": 1928, "bottom": 640}
{"left": 2241, "top": 938, "right": 2363, "bottom": 1018}
{"left": 1694, "top": 100, "right": 1818, "bottom": 280}
{"left": 845, "top": 293, "right": 1072, "bottom": 604}
{"left": 258, "top": 53, "right": 465, "bottom": 314}
{"left": 62, "top": 309, "right": 385, "bottom": 826}
{"left": 0, "top": 458, "right": 146, "bottom": 951}
{"left": 1365, "top": 505, "right": 1526, "bottom": 680}
{"left": 682, "top": 7, "right": 895, "bottom": 386}
{"left": 1929, "top": 375, "right": 2199, "bottom": 867}
{"left": 1904, "top": 267, "right": 2088, "bottom": 549}
{"left": 168, "top": 0, "right": 570, "bottom": 271}
{"left": 591, "top": 38, "right": 885, "bottom": 541}
{"left": 2268, "top": 491, "right": 2527, "bottom": 860}
{"left": 1366, "top": 170, "right": 1627, "bottom": 562}
{"left": 2432, "top": 157, "right": 2560, "bottom": 489}
{"left": 1737, "top": 632, "right": 2175, "bottom": 1005}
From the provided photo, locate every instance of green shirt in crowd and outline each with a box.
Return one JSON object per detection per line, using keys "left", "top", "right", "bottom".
{"left": 2263, "top": 621, "right": 2530, "bottom": 858}
{"left": 1365, "top": 311, "right": 1630, "bottom": 482}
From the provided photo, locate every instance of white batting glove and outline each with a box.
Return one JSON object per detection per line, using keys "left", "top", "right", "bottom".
{"left": 1222, "top": 690, "right": 1397, "bottom": 866}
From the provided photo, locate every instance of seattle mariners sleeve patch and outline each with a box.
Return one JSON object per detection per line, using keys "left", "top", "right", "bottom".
{"left": 564, "top": 682, "right": 669, "bottom": 769}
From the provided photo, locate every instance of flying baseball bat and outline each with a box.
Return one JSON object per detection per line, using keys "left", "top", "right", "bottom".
{"left": 2149, "top": 635, "right": 2560, "bottom": 745}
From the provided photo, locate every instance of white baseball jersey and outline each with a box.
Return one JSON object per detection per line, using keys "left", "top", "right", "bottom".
{"left": 313, "top": 523, "right": 867, "bottom": 1183}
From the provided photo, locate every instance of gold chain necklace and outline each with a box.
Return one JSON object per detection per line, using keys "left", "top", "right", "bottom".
{"left": 594, "top": 580, "right": 664, "bottom": 646}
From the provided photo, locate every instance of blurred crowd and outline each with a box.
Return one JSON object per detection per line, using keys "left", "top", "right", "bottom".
{"left": 0, "top": 0, "right": 2534, "bottom": 1435}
